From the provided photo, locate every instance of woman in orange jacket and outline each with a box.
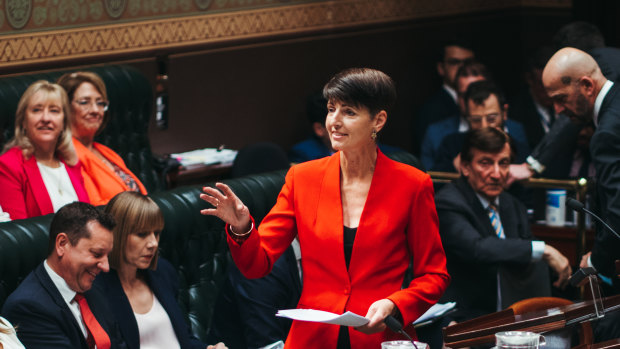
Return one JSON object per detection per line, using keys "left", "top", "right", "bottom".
{"left": 57, "top": 72, "right": 147, "bottom": 206}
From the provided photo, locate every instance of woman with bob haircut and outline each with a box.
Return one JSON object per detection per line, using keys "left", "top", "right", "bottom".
{"left": 57, "top": 71, "right": 147, "bottom": 206}
{"left": 0, "top": 80, "right": 89, "bottom": 220}
{"left": 94, "top": 191, "right": 226, "bottom": 349}
{"left": 201, "top": 68, "right": 449, "bottom": 348}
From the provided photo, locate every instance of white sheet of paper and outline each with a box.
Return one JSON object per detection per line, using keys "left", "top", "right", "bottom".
{"left": 276, "top": 309, "right": 369, "bottom": 327}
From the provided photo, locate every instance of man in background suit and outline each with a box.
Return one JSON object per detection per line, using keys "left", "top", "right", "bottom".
{"left": 509, "top": 46, "right": 558, "bottom": 150}
{"left": 412, "top": 39, "right": 474, "bottom": 155}
{"left": 1, "top": 202, "right": 125, "bottom": 349}
{"left": 435, "top": 128, "right": 571, "bottom": 321}
{"left": 433, "top": 80, "right": 530, "bottom": 172}
{"left": 420, "top": 60, "right": 489, "bottom": 169}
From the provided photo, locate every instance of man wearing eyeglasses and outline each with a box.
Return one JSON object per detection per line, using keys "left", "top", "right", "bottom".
{"left": 432, "top": 80, "right": 530, "bottom": 173}
{"left": 412, "top": 39, "right": 474, "bottom": 155}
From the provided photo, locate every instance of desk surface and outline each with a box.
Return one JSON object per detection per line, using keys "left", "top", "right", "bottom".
{"left": 168, "top": 162, "right": 233, "bottom": 187}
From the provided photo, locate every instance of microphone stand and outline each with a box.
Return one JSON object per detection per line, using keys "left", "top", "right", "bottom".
{"left": 384, "top": 315, "right": 419, "bottom": 349}
{"left": 568, "top": 267, "right": 606, "bottom": 318}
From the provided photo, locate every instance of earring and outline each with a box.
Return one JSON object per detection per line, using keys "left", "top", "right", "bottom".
{"left": 371, "top": 129, "right": 377, "bottom": 140}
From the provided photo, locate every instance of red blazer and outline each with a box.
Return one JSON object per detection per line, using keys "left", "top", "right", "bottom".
{"left": 228, "top": 150, "right": 450, "bottom": 349}
{"left": 0, "top": 146, "right": 90, "bottom": 220}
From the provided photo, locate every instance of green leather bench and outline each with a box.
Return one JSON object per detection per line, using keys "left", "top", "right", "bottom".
{"left": 0, "top": 150, "right": 421, "bottom": 341}
{"left": 0, "top": 170, "right": 287, "bottom": 341}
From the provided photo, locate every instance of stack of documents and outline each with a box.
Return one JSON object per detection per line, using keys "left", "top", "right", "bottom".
{"left": 171, "top": 148, "right": 237, "bottom": 167}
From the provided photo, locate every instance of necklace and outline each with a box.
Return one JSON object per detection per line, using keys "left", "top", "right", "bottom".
{"left": 54, "top": 161, "right": 64, "bottom": 196}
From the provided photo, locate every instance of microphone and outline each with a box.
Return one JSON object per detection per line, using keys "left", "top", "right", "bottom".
{"left": 566, "top": 198, "right": 620, "bottom": 240}
{"left": 384, "top": 315, "right": 418, "bottom": 349}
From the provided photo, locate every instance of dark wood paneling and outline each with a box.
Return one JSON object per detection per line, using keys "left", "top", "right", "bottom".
{"left": 141, "top": 9, "right": 571, "bottom": 156}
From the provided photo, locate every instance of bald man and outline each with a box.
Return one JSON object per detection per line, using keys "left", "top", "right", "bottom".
{"left": 545, "top": 47, "right": 620, "bottom": 286}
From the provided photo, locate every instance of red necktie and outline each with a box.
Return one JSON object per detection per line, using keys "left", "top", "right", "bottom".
{"left": 74, "top": 293, "right": 111, "bottom": 349}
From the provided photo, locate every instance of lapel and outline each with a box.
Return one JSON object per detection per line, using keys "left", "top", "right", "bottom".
{"left": 454, "top": 177, "right": 497, "bottom": 238}
{"left": 75, "top": 139, "right": 127, "bottom": 189}
{"left": 347, "top": 150, "right": 391, "bottom": 274}
{"left": 146, "top": 268, "right": 180, "bottom": 339}
{"left": 313, "top": 152, "right": 347, "bottom": 272}
{"left": 599, "top": 83, "right": 619, "bottom": 124}
{"left": 33, "top": 263, "right": 89, "bottom": 348}
{"left": 498, "top": 193, "right": 518, "bottom": 239}
{"left": 105, "top": 270, "right": 141, "bottom": 349}
{"left": 23, "top": 155, "right": 54, "bottom": 215}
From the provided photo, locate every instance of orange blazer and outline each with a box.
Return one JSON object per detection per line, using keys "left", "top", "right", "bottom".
{"left": 0, "top": 146, "right": 89, "bottom": 220}
{"left": 227, "top": 150, "right": 450, "bottom": 349}
{"left": 73, "top": 138, "right": 147, "bottom": 206}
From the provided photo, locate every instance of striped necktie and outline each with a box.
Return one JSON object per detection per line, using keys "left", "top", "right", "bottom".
{"left": 487, "top": 203, "right": 505, "bottom": 239}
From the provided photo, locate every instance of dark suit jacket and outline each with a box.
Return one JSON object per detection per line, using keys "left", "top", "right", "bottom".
{"left": 208, "top": 246, "right": 302, "bottom": 349}
{"left": 413, "top": 87, "right": 459, "bottom": 155}
{"left": 435, "top": 177, "right": 550, "bottom": 321}
{"left": 590, "top": 83, "right": 620, "bottom": 291}
{"left": 1, "top": 263, "right": 126, "bottom": 349}
{"left": 508, "top": 88, "right": 551, "bottom": 149}
{"left": 93, "top": 258, "right": 204, "bottom": 349}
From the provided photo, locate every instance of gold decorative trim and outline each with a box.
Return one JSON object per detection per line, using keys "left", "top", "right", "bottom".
{"left": 0, "top": 0, "right": 570, "bottom": 69}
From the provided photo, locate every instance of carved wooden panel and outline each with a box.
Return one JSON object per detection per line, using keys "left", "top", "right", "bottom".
{"left": 0, "top": 0, "right": 570, "bottom": 69}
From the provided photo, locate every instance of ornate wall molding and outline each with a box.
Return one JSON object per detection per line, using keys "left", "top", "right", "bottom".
{"left": 0, "top": 0, "right": 570, "bottom": 69}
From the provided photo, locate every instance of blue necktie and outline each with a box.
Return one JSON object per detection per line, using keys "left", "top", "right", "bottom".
{"left": 487, "top": 204, "right": 505, "bottom": 239}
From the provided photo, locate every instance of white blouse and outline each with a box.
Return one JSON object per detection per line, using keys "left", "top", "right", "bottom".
{"left": 37, "top": 162, "right": 78, "bottom": 212}
{"left": 0, "top": 316, "right": 25, "bottom": 349}
{"left": 134, "top": 295, "right": 181, "bottom": 349}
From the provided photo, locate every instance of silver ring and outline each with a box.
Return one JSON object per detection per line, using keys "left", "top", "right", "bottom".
{"left": 216, "top": 199, "right": 220, "bottom": 207}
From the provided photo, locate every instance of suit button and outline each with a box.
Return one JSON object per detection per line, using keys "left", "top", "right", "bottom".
{"left": 344, "top": 288, "right": 350, "bottom": 295}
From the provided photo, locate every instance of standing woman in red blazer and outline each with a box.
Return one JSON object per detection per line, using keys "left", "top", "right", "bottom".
{"left": 0, "top": 81, "right": 89, "bottom": 220}
{"left": 201, "top": 68, "right": 449, "bottom": 348}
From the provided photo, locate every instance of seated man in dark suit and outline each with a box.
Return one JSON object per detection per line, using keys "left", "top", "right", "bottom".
{"left": 433, "top": 80, "right": 530, "bottom": 172}
{"left": 435, "top": 128, "right": 571, "bottom": 321}
{"left": 1, "top": 202, "right": 125, "bottom": 349}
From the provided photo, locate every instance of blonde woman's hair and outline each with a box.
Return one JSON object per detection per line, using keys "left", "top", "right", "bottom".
{"left": 105, "top": 191, "right": 164, "bottom": 270}
{"left": 0, "top": 317, "right": 14, "bottom": 334}
{"left": 2, "top": 80, "right": 73, "bottom": 159}
{"left": 57, "top": 71, "right": 109, "bottom": 134}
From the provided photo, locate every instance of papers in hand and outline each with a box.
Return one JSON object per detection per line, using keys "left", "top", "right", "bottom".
{"left": 413, "top": 302, "right": 456, "bottom": 325}
{"left": 276, "top": 309, "right": 369, "bottom": 327}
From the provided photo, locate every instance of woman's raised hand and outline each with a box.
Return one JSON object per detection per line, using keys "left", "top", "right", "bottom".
{"left": 200, "top": 182, "right": 251, "bottom": 232}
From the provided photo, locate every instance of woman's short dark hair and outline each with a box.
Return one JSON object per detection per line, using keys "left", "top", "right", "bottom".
{"left": 322, "top": 68, "right": 396, "bottom": 117}
{"left": 461, "top": 127, "right": 514, "bottom": 164}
